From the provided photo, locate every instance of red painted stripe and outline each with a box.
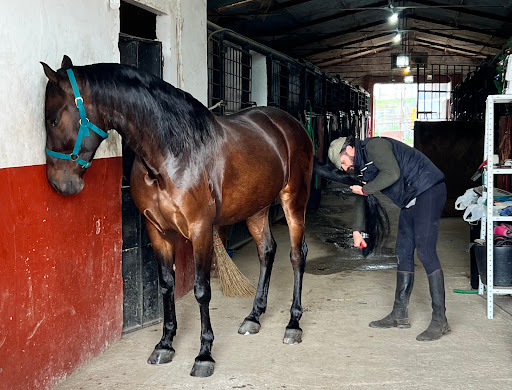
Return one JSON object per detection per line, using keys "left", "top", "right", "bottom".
{"left": 0, "top": 159, "right": 123, "bottom": 389}
{"left": 0, "top": 158, "right": 195, "bottom": 389}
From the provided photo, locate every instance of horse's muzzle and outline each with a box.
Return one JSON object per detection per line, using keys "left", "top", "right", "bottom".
{"left": 49, "top": 176, "right": 85, "bottom": 195}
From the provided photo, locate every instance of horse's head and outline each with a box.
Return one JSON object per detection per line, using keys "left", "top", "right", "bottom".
{"left": 41, "top": 55, "right": 109, "bottom": 195}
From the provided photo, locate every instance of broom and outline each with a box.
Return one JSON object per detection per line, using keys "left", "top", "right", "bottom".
{"left": 212, "top": 227, "right": 256, "bottom": 297}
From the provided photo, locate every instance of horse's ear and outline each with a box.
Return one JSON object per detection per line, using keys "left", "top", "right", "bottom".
{"left": 61, "top": 55, "right": 73, "bottom": 69}
{"left": 40, "top": 62, "right": 58, "bottom": 83}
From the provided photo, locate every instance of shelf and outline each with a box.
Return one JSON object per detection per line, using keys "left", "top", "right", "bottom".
{"left": 486, "top": 95, "right": 512, "bottom": 104}
{"left": 493, "top": 288, "right": 512, "bottom": 295}
{"left": 481, "top": 94, "right": 512, "bottom": 319}
{"left": 490, "top": 168, "right": 512, "bottom": 174}
{"left": 490, "top": 216, "right": 512, "bottom": 221}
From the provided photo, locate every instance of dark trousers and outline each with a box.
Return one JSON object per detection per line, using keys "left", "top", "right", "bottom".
{"left": 395, "top": 182, "right": 447, "bottom": 275}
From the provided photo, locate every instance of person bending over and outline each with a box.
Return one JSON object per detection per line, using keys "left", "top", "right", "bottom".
{"left": 328, "top": 136, "right": 450, "bottom": 341}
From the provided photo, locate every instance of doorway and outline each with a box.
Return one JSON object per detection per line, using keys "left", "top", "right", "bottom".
{"left": 119, "top": 1, "right": 163, "bottom": 333}
{"left": 373, "top": 80, "right": 451, "bottom": 146}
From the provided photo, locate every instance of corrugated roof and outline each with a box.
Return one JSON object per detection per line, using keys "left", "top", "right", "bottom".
{"left": 208, "top": 0, "right": 512, "bottom": 82}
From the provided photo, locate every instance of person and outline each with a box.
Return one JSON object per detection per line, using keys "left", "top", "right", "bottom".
{"left": 328, "top": 136, "right": 450, "bottom": 341}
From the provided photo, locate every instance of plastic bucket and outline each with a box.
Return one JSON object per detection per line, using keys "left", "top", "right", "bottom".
{"left": 474, "top": 245, "right": 512, "bottom": 286}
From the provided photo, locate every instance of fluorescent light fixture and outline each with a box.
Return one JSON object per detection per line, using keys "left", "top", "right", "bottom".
{"left": 396, "top": 54, "right": 409, "bottom": 67}
{"left": 392, "top": 33, "right": 402, "bottom": 44}
{"left": 388, "top": 13, "right": 399, "bottom": 24}
{"left": 404, "top": 75, "right": 414, "bottom": 83}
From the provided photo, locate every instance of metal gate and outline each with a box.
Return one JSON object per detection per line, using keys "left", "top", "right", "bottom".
{"left": 268, "top": 59, "right": 303, "bottom": 117}
{"left": 118, "top": 34, "right": 163, "bottom": 333}
{"left": 208, "top": 35, "right": 252, "bottom": 115}
{"left": 416, "top": 63, "right": 476, "bottom": 121}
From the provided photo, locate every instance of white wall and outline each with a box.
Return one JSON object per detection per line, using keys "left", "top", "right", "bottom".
{"left": 0, "top": 0, "right": 208, "bottom": 169}
{"left": 251, "top": 51, "right": 268, "bottom": 107}
{"left": 164, "top": 0, "right": 208, "bottom": 105}
{"left": 130, "top": 0, "right": 208, "bottom": 104}
{"left": 0, "top": 0, "right": 121, "bottom": 169}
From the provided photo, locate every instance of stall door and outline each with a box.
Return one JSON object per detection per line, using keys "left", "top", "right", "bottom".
{"left": 118, "top": 34, "right": 163, "bottom": 333}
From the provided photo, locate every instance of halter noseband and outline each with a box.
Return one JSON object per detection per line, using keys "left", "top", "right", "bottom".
{"left": 45, "top": 69, "right": 109, "bottom": 168}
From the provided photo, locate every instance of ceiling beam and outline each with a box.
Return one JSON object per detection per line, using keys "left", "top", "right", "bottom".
{"left": 408, "top": 0, "right": 512, "bottom": 24}
{"left": 252, "top": 0, "right": 389, "bottom": 37}
{"left": 259, "top": 0, "right": 317, "bottom": 13}
{"left": 407, "top": 14, "right": 511, "bottom": 39}
{"left": 209, "top": 0, "right": 316, "bottom": 14}
{"left": 413, "top": 42, "right": 488, "bottom": 61}
{"left": 313, "top": 42, "right": 394, "bottom": 67}
{"left": 274, "top": 20, "right": 389, "bottom": 51}
{"left": 312, "top": 36, "right": 493, "bottom": 68}
{"left": 408, "top": 27, "right": 503, "bottom": 50}
{"left": 296, "top": 24, "right": 502, "bottom": 59}
{"left": 280, "top": 12, "right": 505, "bottom": 55}
{"left": 299, "top": 31, "right": 394, "bottom": 58}
{"left": 414, "top": 37, "right": 490, "bottom": 57}
{"left": 207, "top": 0, "right": 316, "bottom": 24}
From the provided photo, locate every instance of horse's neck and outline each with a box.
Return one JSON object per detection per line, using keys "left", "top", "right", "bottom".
{"left": 97, "top": 101, "right": 165, "bottom": 169}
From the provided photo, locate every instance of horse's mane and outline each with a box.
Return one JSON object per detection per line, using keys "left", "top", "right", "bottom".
{"left": 67, "top": 63, "right": 216, "bottom": 156}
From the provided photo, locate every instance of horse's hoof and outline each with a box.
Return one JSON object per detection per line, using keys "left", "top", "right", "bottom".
{"left": 147, "top": 348, "right": 175, "bottom": 364}
{"left": 238, "top": 320, "right": 261, "bottom": 335}
{"left": 190, "top": 360, "right": 215, "bottom": 377}
{"left": 283, "top": 328, "right": 302, "bottom": 344}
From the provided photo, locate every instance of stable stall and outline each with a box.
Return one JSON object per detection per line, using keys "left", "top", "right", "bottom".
{"left": 2, "top": 1, "right": 512, "bottom": 389}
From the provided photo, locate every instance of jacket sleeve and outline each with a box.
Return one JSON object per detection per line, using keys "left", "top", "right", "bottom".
{"left": 362, "top": 138, "right": 400, "bottom": 194}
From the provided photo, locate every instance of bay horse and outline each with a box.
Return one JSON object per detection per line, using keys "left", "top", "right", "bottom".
{"left": 40, "top": 56, "right": 388, "bottom": 377}
{"left": 41, "top": 56, "right": 313, "bottom": 377}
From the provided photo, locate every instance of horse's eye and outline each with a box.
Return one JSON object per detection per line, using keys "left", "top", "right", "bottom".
{"left": 50, "top": 118, "right": 59, "bottom": 127}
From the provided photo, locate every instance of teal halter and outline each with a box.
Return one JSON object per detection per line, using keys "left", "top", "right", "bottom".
{"left": 45, "top": 69, "right": 109, "bottom": 168}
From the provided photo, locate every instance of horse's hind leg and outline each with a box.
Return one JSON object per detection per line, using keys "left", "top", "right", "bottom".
{"left": 145, "top": 221, "right": 177, "bottom": 365}
{"left": 280, "top": 182, "right": 309, "bottom": 345}
{"left": 239, "top": 206, "right": 277, "bottom": 335}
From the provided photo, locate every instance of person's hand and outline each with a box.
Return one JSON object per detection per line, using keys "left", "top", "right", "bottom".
{"left": 353, "top": 231, "right": 367, "bottom": 248}
{"left": 350, "top": 185, "right": 366, "bottom": 196}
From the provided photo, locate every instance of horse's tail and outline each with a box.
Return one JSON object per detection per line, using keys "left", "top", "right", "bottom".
{"left": 313, "top": 159, "right": 390, "bottom": 256}
{"left": 361, "top": 194, "right": 390, "bottom": 257}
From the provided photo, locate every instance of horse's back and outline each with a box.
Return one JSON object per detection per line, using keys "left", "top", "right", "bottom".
{"left": 219, "top": 106, "right": 312, "bottom": 162}
{"left": 212, "top": 107, "right": 313, "bottom": 224}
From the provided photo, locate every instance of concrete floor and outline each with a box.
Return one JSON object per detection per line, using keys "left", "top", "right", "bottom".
{"left": 54, "top": 187, "right": 512, "bottom": 390}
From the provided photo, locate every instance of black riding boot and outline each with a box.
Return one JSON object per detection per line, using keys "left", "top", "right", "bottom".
{"left": 416, "top": 269, "right": 451, "bottom": 341}
{"left": 369, "top": 271, "right": 414, "bottom": 328}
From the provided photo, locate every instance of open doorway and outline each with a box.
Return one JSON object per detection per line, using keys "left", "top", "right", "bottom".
{"left": 118, "top": 0, "right": 163, "bottom": 333}
{"left": 373, "top": 80, "right": 451, "bottom": 146}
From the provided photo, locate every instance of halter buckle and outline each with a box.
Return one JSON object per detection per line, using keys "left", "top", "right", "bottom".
{"left": 75, "top": 96, "right": 83, "bottom": 107}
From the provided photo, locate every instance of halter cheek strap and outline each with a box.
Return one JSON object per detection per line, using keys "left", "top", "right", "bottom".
{"left": 45, "top": 69, "right": 109, "bottom": 168}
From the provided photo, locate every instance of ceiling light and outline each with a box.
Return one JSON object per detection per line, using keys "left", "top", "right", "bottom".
{"left": 388, "top": 13, "right": 399, "bottom": 24}
{"left": 392, "top": 33, "right": 402, "bottom": 44}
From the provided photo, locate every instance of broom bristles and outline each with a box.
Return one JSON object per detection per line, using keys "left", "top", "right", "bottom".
{"left": 213, "top": 229, "right": 256, "bottom": 297}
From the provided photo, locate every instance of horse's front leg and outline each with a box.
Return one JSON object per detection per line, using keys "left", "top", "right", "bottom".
{"left": 189, "top": 226, "right": 215, "bottom": 377}
{"left": 145, "top": 222, "right": 177, "bottom": 365}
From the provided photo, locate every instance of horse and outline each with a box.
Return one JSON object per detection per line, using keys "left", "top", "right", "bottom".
{"left": 41, "top": 55, "right": 314, "bottom": 377}
{"left": 40, "top": 55, "right": 388, "bottom": 377}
